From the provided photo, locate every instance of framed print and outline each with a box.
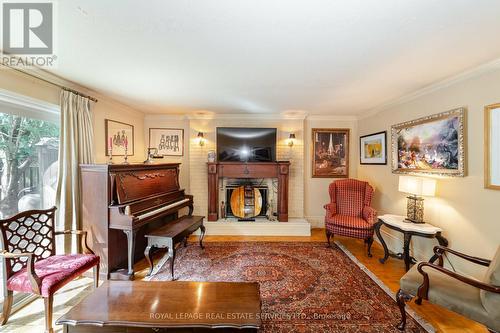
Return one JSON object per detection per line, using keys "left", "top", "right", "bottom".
{"left": 485, "top": 103, "right": 500, "bottom": 189}
{"left": 391, "top": 107, "right": 466, "bottom": 177}
{"left": 149, "top": 128, "right": 184, "bottom": 156}
{"left": 312, "top": 128, "right": 350, "bottom": 178}
{"left": 105, "top": 119, "right": 134, "bottom": 156}
{"left": 360, "top": 131, "right": 387, "bottom": 165}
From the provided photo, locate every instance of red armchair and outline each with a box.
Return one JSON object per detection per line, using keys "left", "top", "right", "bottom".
{"left": 324, "top": 179, "right": 377, "bottom": 256}
{"left": 0, "top": 207, "right": 99, "bottom": 333}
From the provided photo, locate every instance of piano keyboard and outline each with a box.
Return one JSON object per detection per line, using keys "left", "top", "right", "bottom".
{"left": 128, "top": 198, "right": 191, "bottom": 221}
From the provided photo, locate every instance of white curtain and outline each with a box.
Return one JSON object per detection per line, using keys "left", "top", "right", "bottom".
{"left": 56, "top": 90, "right": 94, "bottom": 253}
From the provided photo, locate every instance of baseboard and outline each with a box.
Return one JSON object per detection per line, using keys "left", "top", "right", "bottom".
{"left": 305, "top": 216, "right": 324, "bottom": 228}
{"left": 194, "top": 218, "right": 311, "bottom": 236}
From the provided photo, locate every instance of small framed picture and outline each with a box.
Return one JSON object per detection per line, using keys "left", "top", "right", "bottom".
{"left": 105, "top": 119, "right": 134, "bottom": 156}
{"left": 312, "top": 128, "right": 350, "bottom": 178}
{"left": 149, "top": 128, "right": 184, "bottom": 156}
{"left": 360, "top": 131, "right": 387, "bottom": 165}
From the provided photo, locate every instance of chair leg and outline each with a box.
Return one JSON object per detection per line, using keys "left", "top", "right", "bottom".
{"left": 366, "top": 236, "right": 374, "bottom": 257}
{"left": 44, "top": 295, "right": 54, "bottom": 333}
{"left": 396, "top": 289, "right": 412, "bottom": 331}
{"left": 93, "top": 264, "right": 100, "bottom": 289}
{"left": 1, "top": 290, "right": 13, "bottom": 325}
{"left": 325, "top": 229, "right": 333, "bottom": 248}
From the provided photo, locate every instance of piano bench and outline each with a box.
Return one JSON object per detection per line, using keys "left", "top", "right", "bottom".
{"left": 144, "top": 215, "right": 205, "bottom": 280}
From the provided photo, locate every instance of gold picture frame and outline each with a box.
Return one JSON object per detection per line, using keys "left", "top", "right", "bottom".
{"left": 391, "top": 107, "right": 466, "bottom": 177}
{"left": 485, "top": 103, "right": 500, "bottom": 190}
{"left": 311, "top": 128, "right": 350, "bottom": 178}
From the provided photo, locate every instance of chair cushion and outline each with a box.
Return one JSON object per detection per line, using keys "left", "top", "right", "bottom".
{"left": 325, "top": 215, "right": 374, "bottom": 239}
{"left": 401, "top": 263, "right": 499, "bottom": 331}
{"left": 480, "top": 245, "right": 500, "bottom": 319}
{"left": 7, "top": 254, "right": 99, "bottom": 298}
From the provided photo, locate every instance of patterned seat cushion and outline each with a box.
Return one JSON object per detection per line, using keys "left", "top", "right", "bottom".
{"left": 7, "top": 254, "right": 99, "bottom": 297}
{"left": 325, "top": 215, "right": 374, "bottom": 239}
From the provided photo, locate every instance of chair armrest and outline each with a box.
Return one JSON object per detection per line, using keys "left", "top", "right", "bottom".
{"left": 55, "top": 230, "right": 95, "bottom": 255}
{"left": 323, "top": 203, "right": 337, "bottom": 217}
{"left": 432, "top": 246, "right": 491, "bottom": 267}
{"left": 362, "top": 206, "right": 377, "bottom": 224}
{"left": 0, "top": 250, "right": 42, "bottom": 295}
{"left": 416, "top": 262, "right": 500, "bottom": 300}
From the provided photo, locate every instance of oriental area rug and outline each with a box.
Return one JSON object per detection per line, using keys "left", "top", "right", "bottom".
{"left": 147, "top": 242, "right": 432, "bottom": 333}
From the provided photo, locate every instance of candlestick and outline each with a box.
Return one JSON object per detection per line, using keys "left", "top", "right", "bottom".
{"left": 108, "top": 147, "right": 113, "bottom": 164}
{"left": 123, "top": 146, "right": 129, "bottom": 164}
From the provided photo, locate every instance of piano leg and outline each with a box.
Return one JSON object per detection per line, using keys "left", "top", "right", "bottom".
{"left": 188, "top": 204, "right": 193, "bottom": 216}
{"left": 199, "top": 225, "right": 206, "bottom": 250}
{"left": 123, "top": 229, "right": 137, "bottom": 280}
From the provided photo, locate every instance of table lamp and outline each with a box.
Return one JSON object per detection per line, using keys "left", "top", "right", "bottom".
{"left": 398, "top": 176, "right": 436, "bottom": 223}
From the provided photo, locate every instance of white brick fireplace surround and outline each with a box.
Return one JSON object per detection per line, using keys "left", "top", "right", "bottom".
{"left": 189, "top": 116, "right": 311, "bottom": 236}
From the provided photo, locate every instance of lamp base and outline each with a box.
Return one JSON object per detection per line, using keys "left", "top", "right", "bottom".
{"left": 404, "top": 218, "right": 426, "bottom": 224}
{"left": 406, "top": 195, "right": 425, "bottom": 224}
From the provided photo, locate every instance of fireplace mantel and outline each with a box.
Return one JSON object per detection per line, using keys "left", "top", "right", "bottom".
{"left": 207, "top": 161, "right": 290, "bottom": 222}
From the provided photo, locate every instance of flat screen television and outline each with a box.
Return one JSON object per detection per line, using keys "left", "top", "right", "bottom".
{"left": 216, "top": 127, "right": 277, "bottom": 162}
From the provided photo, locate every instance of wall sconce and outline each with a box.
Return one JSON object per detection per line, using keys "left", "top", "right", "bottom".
{"left": 288, "top": 133, "right": 296, "bottom": 147}
{"left": 197, "top": 132, "right": 205, "bottom": 146}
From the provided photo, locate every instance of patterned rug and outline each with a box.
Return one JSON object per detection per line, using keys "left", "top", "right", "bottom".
{"left": 147, "top": 242, "right": 428, "bottom": 333}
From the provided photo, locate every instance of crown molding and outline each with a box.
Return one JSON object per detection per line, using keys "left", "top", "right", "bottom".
{"left": 306, "top": 115, "right": 358, "bottom": 121}
{"left": 144, "top": 114, "right": 188, "bottom": 121}
{"left": 185, "top": 112, "right": 308, "bottom": 120}
{"left": 358, "top": 57, "right": 500, "bottom": 120}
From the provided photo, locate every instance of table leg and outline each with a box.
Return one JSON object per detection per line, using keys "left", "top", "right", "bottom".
{"left": 430, "top": 232, "right": 449, "bottom": 266}
{"left": 403, "top": 232, "right": 412, "bottom": 272}
{"left": 199, "top": 224, "right": 206, "bottom": 249}
{"left": 168, "top": 247, "right": 176, "bottom": 281}
{"left": 375, "top": 221, "right": 390, "bottom": 264}
{"left": 144, "top": 244, "right": 156, "bottom": 276}
{"left": 123, "top": 230, "right": 137, "bottom": 279}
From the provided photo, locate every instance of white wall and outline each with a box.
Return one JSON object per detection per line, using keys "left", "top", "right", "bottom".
{"left": 357, "top": 66, "right": 500, "bottom": 279}
{"left": 304, "top": 117, "right": 358, "bottom": 227}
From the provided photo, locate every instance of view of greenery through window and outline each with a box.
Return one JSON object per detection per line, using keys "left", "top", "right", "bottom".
{"left": 0, "top": 112, "right": 59, "bottom": 219}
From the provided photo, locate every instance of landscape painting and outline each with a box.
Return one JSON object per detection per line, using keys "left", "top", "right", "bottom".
{"left": 360, "top": 131, "right": 387, "bottom": 165}
{"left": 391, "top": 108, "right": 465, "bottom": 177}
{"left": 312, "top": 128, "right": 349, "bottom": 178}
{"left": 149, "top": 128, "right": 184, "bottom": 156}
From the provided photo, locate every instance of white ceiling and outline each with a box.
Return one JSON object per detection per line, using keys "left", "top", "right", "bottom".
{"left": 52, "top": 0, "right": 500, "bottom": 115}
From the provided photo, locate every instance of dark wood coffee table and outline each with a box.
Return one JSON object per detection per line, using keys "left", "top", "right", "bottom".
{"left": 56, "top": 281, "right": 261, "bottom": 332}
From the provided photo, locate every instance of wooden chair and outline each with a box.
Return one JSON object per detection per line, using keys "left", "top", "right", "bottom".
{"left": 396, "top": 245, "right": 500, "bottom": 332}
{"left": 0, "top": 207, "right": 99, "bottom": 333}
{"left": 323, "top": 179, "right": 377, "bottom": 256}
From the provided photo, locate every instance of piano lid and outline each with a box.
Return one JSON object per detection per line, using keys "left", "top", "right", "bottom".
{"left": 112, "top": 166, "right": 180, "bottom": 204}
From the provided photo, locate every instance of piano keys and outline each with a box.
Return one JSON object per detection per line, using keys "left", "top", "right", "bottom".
{"left": 80, "top": 163, "right": 193, "bottom": 280}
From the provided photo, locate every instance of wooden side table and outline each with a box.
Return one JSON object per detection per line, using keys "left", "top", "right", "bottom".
{"left": 374, "top": 215, "right": 448, "bottom": 271}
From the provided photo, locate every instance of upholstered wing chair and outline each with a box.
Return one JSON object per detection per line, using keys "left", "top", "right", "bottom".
{"left": 0, "top": 207, "right": 100, "bottom": 333}
{"left": 324, "top": 179, "right": 377, "bottom": 256}
{"left": 396, "top": 245, "right": 500, "bottom": 332}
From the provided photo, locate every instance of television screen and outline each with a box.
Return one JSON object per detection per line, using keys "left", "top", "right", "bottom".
{"left": 217, "top": 127, "right": 277, "bottom": 162}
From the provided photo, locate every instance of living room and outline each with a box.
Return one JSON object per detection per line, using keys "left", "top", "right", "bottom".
{"left": 0, "top": 1, "right": 499, "bottom": 333}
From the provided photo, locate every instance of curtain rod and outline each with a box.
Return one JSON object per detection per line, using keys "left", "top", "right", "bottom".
{"left": 2, "top": 64, "right": 98, "bottom": 103}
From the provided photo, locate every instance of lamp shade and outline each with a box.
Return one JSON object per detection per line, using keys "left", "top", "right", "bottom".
{"left": 398, "top": 176, "right": 436, "bottom": 197}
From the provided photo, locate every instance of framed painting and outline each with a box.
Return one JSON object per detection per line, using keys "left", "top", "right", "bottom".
{"left": 312, "top": 128, "right": 349, "bottom": 178}
{"left": 485, "top": 103, "right": 500, "bottom": 189}
{"left": 105, "top": 119, "right": 134, "bottom": 156}
{"left": 149, "top": 128, "right": 184, "bottom": 156}
{"left": 360, "top": 131, "right": 387, "bottom": 165}
{"left": 391, "top": 107, "right": 466, "bottom": 177}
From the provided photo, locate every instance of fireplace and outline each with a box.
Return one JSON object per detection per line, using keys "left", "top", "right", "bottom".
{"left": 224, "top": 180, "right": 271, "bottom": 220}
{"left": 207, "top": 161, "right": 290, "bottom": 222}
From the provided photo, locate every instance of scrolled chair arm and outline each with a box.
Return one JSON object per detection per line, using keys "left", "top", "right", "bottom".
{"left": 323, "top": 203, "right": 337, "bottom": 217}
{"left": 0, "top": 250, "right": 42, "bottom": 295}
{"left": 416, "top": 262, "right": 500, "bottom": 301}
{"left": 431, "top": 245, "right": 491, "bottom": 266}
{"left": 54, "top": 230, "right": 95, "bottom": 255}
{"left": 362, "top": 206, "right": 377, "bottom": 225}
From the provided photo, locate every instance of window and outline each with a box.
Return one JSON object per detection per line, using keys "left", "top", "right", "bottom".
{"left": 0, "top": 89, "right": 59, "bottom": 305}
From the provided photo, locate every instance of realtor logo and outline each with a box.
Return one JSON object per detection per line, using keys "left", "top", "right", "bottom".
{"left": 2, "top": 2, "right": 53, "bottom": 54}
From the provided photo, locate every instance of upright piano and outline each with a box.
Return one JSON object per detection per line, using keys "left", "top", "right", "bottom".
{"left": 80, "top": 163, "right": 193, "bottom": 280}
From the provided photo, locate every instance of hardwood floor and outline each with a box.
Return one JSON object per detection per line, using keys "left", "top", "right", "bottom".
{"left": 4, "top": 229, "right": 488, "bottom": 333}
{"left": 135, "top": 229, "right": 489, "bottom": 333}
